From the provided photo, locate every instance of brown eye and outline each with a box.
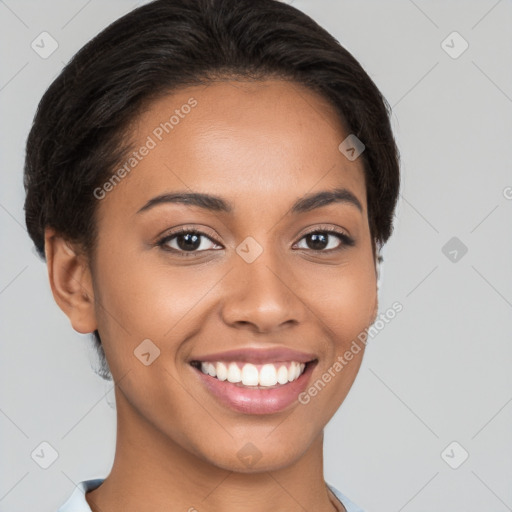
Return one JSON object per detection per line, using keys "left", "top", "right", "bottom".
{"left": 158, "top": 229, "right": 221, "bottom": 256}
{"left": 295, "top": 229, "right": 355, "bottom": 252}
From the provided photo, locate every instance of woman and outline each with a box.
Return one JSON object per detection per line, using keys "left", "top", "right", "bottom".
{"left": 24, "top": 0, "right": 400, "bottom": 510}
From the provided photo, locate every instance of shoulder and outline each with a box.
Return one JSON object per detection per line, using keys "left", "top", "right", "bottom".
{"left": 57, "top": 478, "right": 105, "bottom": 512}
{"left": 327, "top": 483, "right": 366, "bottom": 512}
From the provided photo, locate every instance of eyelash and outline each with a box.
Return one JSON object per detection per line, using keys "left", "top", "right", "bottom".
{"left": 156, "top": 226, "right": 355, "bottom": 257}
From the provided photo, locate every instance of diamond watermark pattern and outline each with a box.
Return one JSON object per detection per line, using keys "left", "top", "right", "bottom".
{"left": 441, "top": 31, "right": 469, "bottom": 59}
{"left": 442, "top": 236, "right": 468, "bottom": 263}
{"left": 237, "top": 442, "right": 263, "bottom": 468}
{"left": 441, "top": 441, "right": 469, "bottom": 469}
{"left": 134, "top": 338, "right": 161, "bottom": 366}
{"left": 236, "top": 236, "right": 263, "bottom": 263}
{"left": 338, "top": 134, "right": 365, "bottom": 161}
{"left": 31, "top": 31, "right": 59, "bottom": 59}
{"left": 31, "top": 441, "right": 59, "bottom": 469}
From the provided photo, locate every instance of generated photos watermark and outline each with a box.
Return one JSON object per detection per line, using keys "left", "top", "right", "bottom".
{"left": 298, "top": 301, "right": 403, "bottom": 405}
{"left": 93, "top": 97, "right": 198, "bottom": 200}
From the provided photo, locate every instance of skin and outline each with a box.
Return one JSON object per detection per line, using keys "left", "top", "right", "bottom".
{"left": 45, "top": 79, "right": 378, "bottom": 512}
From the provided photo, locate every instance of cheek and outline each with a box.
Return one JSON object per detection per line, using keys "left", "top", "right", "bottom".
{"left": 333, "top": 277, "right": 376, "bottom": 341}
{"left": 90, "top": 247, "right": 220, "bottom": 360}
{"left": 296, "top": 264, "right": 376, "bottom": 419}
{"left": 307, "top": 259, "right": 377, "bottom": 340}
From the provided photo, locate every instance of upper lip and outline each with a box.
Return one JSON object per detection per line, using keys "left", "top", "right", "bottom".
{"left": 190, "top": 347, "right": 317, "bottom": 364}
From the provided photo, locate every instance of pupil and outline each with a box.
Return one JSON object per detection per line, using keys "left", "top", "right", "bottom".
{"left": 177, "top": 233, "right": 200, "bottom": 251}
{"left": 308, "top": 233, "right": 328, "bottom": 250}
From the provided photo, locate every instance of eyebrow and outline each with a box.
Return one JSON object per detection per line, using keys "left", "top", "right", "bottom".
{"left": 136, "top": 187, "right": 363, "bottom": 215}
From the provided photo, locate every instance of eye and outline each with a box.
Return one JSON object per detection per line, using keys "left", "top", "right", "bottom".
{"left": 157, "top": 228, "right": 222, "bottom": 256}
{"left": 294, "top": 227, "right": 355, "bottom": 252}
{"left": 156, "top": 226, "right": 355, "bottom": 257}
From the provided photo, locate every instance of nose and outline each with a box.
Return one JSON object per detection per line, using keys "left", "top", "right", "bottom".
{"left": 220, "top": 249, "right": 306, "bottom": 333}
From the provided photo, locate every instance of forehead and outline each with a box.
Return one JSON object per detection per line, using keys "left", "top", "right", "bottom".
{"left": 100, "top": 79, "right": 367, "bottom": 217}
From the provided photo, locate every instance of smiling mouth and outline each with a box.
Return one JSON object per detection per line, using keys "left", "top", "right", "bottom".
{"left": 190, "top": 360, "right": 317, "bottom": 389}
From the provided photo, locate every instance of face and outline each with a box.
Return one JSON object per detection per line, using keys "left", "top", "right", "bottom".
{"left": 87, "top": 79, "right": 378, "bottom": 472}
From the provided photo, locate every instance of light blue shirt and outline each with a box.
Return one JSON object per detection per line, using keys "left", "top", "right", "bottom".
{"left": 57, "top": 478, "right": 365, "bottom": 512}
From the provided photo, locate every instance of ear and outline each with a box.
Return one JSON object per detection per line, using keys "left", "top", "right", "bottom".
{"left": 44, "top": 228, "right": 97, "bottom": 334}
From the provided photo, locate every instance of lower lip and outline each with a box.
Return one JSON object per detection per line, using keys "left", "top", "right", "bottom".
{"left": 192, "top": 362, "right": 316, "bottom": 415}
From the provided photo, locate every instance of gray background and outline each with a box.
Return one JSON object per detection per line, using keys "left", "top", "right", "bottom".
{"left": 1, "top": 0, "right": 511, "bottom": 510}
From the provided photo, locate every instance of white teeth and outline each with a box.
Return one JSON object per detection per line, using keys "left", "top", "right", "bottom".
{"left": 259, "top": 364, "right": 277, "bottom": 386}
{"left": 207, "top": 362, "right": 216, "bottom": 377}
{"left": 197, "top": 361, "right": 308, "bottom": 387}
{"left": 216, "top": 362, "right": 228, "bottom": 381}
{"left": 288, "top": 362, "right": 297, "bottom": 382}
{"left": 227, "top": 362, "right": 242, "bottom": 383}
{"left": 241, "top": 363, "right": 259, "bottom": 386}
{"left": 276, "top": 365, "right": 289, "bottom": 384}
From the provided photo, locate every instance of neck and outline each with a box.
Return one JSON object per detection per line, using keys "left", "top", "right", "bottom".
{"left": 86, "top": 389, "right": 343, "bottom": 512}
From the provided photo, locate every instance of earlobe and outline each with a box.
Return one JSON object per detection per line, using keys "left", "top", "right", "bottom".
{"left": 44, "top": 228, "right": 98, "bottom": 334}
